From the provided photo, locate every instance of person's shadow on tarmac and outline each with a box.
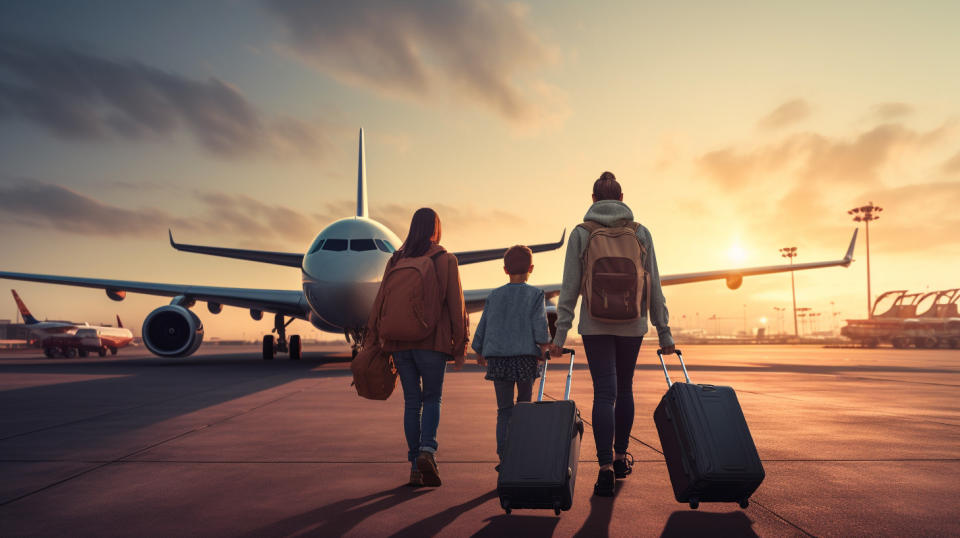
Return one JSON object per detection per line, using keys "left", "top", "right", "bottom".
{"left": 659, "top": 510, "right": 759, "bottom": 537}
{"left": 244, "top": 485, "right": 431, "bottom": 537}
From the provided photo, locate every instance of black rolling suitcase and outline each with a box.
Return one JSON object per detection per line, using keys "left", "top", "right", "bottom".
{"left": 498, "top": 348, "right": 584, "bottom": 515}
{"left": 653, "top": 349, "right": 765, "bottom": 509}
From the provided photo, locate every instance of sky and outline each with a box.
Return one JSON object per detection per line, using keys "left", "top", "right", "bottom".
{"left": 1, "top": 0, "right": 958, "bottom": 341}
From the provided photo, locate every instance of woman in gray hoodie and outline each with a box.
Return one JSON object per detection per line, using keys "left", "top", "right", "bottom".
{"left": 549, "top": 171, "right": 675, "bottom": 497}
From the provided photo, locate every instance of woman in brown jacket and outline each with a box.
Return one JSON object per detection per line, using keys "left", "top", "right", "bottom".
{"left": 367, "top": 208, "right": 469, "bottom": 487}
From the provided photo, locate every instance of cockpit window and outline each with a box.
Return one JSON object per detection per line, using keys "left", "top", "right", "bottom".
{"left": 375, "top": 239, "right": 396, "bottom": 253}
{"left": 321, "top": 239, "right": 348, "bottom": 251}
{"left": 350, "top": 239, "right": 377, "bottom": 251}
{"left": 308, "top": 239, "right": 325, "bottom": 254}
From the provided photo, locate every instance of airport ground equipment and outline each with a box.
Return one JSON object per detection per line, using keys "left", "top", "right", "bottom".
{"left": 842, "top": 288, "right": 960, "bottom": 348}
{"left": 498, "top": 348, "right": 582, "bottom": 516}
{"left": 654, "top": 349, "right": 765, "bottom": 510}
{"left": 42, "top": 330, "right": 116, "bottom": 358}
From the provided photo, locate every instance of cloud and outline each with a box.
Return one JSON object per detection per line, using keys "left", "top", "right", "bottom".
{"left": 942, "top": 151, "right": 960, "bottom": 175}
{"left": 0, "top": 37, "right": 332, "bottom": 158}
{"left": 263, "top": 0, "right": 563, "bottom": 126}
{"left": 757, "top": 99, "right": 811, "bottom": 131}
{"left": 0, "top": 179, "right": 528, "bottom": 249}
{"left": 699, "top": 122, "right": 952, "bottom": 188}
{"left": 870, "top": 102, "right": 914, "bottom": 121}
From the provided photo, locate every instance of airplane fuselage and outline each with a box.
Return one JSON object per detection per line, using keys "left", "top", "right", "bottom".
{"left": 300, "top": 217, "right": 402, "bottom": 332}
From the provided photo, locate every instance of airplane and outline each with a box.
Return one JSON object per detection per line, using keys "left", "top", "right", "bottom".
{"left": 0, "top": 129, "right": 858, "bottom": 361}
{"left": 11, "top": 289, "right": 134, "bottom": 357}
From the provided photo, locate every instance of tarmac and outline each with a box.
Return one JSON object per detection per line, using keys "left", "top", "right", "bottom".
{"left": 0, "top": 343, "right": 957, "bottom": 537}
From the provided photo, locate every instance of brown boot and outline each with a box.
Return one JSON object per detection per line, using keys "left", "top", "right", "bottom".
{"left": 416, "top": 451, "right": 442, "bottom": 487}
{"left": 408, "top": 469, "right": 424, "bottom": 487}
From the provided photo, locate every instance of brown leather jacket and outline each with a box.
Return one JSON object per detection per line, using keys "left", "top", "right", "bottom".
{"left": 367, "top": 243, "right": 469, "bottom": 358}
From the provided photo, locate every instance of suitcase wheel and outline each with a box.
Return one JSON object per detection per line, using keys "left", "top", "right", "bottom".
{"left": 689, "top": 498, "right": 700, "bottom": 510}
{"left": 739, "top": 498, "right": 750, "bottom": 509}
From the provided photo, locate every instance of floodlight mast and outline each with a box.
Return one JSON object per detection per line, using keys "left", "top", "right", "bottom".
{"left": 780, "top": 246, "right": 799, "bottom": 336}
{"left": 848, "top": 202, "right": 883, "bottom": 318}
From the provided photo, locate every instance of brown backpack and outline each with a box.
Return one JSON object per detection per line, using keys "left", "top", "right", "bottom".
{"left": 579, "top": 221, "right": 650, "bottom": 323}
{"left": 376, "top": 251, "right": 445, "bottom": 341}
{"left": 351, "top": 342, "right": 397, "bottom": 400}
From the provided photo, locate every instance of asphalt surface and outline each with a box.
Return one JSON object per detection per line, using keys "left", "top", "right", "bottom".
{"left": 0, "top": 344, "right": 957, "bottom": 537}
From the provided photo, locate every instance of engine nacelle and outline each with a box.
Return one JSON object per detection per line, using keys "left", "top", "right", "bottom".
{"left": 106, "top": 289, "right": 126, "bottom": 301}
{"left": 726, "top": 274, "right": 743, "bottom": 290}
{"left": 207, "top": 302, "right": 222, "bottom": 315}
{"left": 142, "top": 305, "right": 204, "bottom": 357}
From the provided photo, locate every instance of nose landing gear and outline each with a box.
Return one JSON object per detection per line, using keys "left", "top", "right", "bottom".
{"left": 263, "top": 313, "right": 302, "bottom": 360}
{"left": 345, "top": 328, "right": 367, "bottom": 359}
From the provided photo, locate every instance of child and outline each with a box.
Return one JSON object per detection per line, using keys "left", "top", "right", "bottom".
{"left": 471, "top": 245, "right": 551, "bottom": 470}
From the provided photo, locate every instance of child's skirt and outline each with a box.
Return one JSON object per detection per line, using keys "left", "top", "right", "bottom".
{"left": 484, "top": 355, "right": 541, "bottom": 382}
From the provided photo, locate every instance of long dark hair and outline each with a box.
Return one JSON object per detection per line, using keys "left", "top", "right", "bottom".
{"left": 396, "top": 207, "right": 440, "bottom": 259}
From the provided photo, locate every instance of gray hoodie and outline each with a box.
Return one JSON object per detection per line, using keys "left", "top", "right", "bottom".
{"left": 552, "top": 200, "right": 674, "bottom": 349}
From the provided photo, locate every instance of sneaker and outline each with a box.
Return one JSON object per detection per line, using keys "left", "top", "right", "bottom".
{"left": 408, "top": 469, "right": 424, "bottom": 487}
{"left": 416, "top": 451, "right": 442, "bottom": 487}
{"left": 613, "top": 452, "right": 634, "bottom": 479}
{"left": 594, "top": 468, "right": 615, "bottom": 497}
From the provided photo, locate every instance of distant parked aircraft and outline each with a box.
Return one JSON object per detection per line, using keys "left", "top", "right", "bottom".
{"left": 0, "top": 129, "right": 856, "bottom": 361}
{"left": 11, "top": 290, "right": 133, "bottom": 357}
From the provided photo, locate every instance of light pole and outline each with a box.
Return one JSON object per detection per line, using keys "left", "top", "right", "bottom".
{"left": 796, "top": 307, "right": 812, "bottom": 336}
{"left": 849, "top": 202, "right": 882, "bottom": 318}
{"left": 773, "top": 306, "right": 786, "bottom": 334}
{"left": 780, "top": 247, "right": 799, "bottom": 336}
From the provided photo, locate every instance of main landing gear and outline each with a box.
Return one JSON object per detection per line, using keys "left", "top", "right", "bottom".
{"left": 345, "top": 328, "right": 367, "bottom": 359}
{"left": 263, "top": 313, "right": 302, "bottom": 360}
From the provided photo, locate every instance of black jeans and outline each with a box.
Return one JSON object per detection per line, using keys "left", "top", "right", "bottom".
{"left": 582, "top": 334, "right": 644, "bottom": 466}
{"left": 493, "top": 379, "right": 534, "bottom": 459}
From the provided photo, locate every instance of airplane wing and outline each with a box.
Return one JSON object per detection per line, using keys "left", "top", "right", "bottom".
{"left": 168, "top": 229, "right": 566, "bottom": 268}
{"left": 463, "top": 230, "right": 858, "bottom": 312}
{"left": 661, "top": 229, "right": 857, "bottom": 287}
{"left": 453, "top": 230, "right": 566, "bottom": 266}
{"left": 0, "top": 272, "right": 308, "bottom": 318}
{"left": 168, "top": 231, "right": 304, "bottom": 268}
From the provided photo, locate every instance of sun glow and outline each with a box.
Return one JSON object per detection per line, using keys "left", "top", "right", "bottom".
{"left": 728, "top": 243, "right": 747, "bottom": 263}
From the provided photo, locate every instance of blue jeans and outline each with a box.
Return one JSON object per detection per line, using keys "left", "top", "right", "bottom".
{"left": 493, "top": 379, "right": 534, "bottom": 459}
{"left": 582, "top": 334, "right": 644, "bottom": 466}
{"left": 394, "top": 349, "right": 449, "bottom": 466}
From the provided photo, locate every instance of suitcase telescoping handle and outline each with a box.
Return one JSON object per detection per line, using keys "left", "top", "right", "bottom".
{"left": 656, "top": 348, "right": 691, "bottom": 388}
{"left": 536, "top": 348, "right": 576, "bottom": 402}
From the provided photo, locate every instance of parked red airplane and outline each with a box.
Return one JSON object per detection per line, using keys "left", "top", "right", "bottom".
{"left": 11, "top": 290, "right": 133, "bottom": 358}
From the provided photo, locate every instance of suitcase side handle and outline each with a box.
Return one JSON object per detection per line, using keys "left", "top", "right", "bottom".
{"left": 537, "top": 348, "right": 576, "bottom": 402}
{"left": 656, "top": 348, "right": 691, "bottom": 387}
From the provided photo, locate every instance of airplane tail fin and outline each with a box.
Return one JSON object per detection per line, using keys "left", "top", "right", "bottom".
{"left": 11, "top": 290, "right": 40, "bottom": 325}
{"left": 357, "top": 128, "right": 368, "bottom": 218}
{"left": 116, "top": 315, "right": 124, "bottom": 329}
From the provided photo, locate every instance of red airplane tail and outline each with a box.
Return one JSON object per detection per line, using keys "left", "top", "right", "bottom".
{"left": 11, "top": 290, "right": 40, "bottom": 325}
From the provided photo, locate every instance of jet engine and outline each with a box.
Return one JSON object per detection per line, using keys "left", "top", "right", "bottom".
{"left": 142, "top": 305, "right": 204, "bottom": 357}
{"left": 726, "top": 274, "right": 743, "bottom": 290}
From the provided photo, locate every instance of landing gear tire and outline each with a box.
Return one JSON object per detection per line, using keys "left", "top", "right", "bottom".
{"left": 289, "top": 335, "right": 301, "bottom": 360}
{"left": 263, "top": 335, "right": 275, "bottom": 360}
{"left": 109, "top": 347, "right": 117, "bottom": 356}
{"left": 98, "top": 347, "right": 107, "bottom": 357}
